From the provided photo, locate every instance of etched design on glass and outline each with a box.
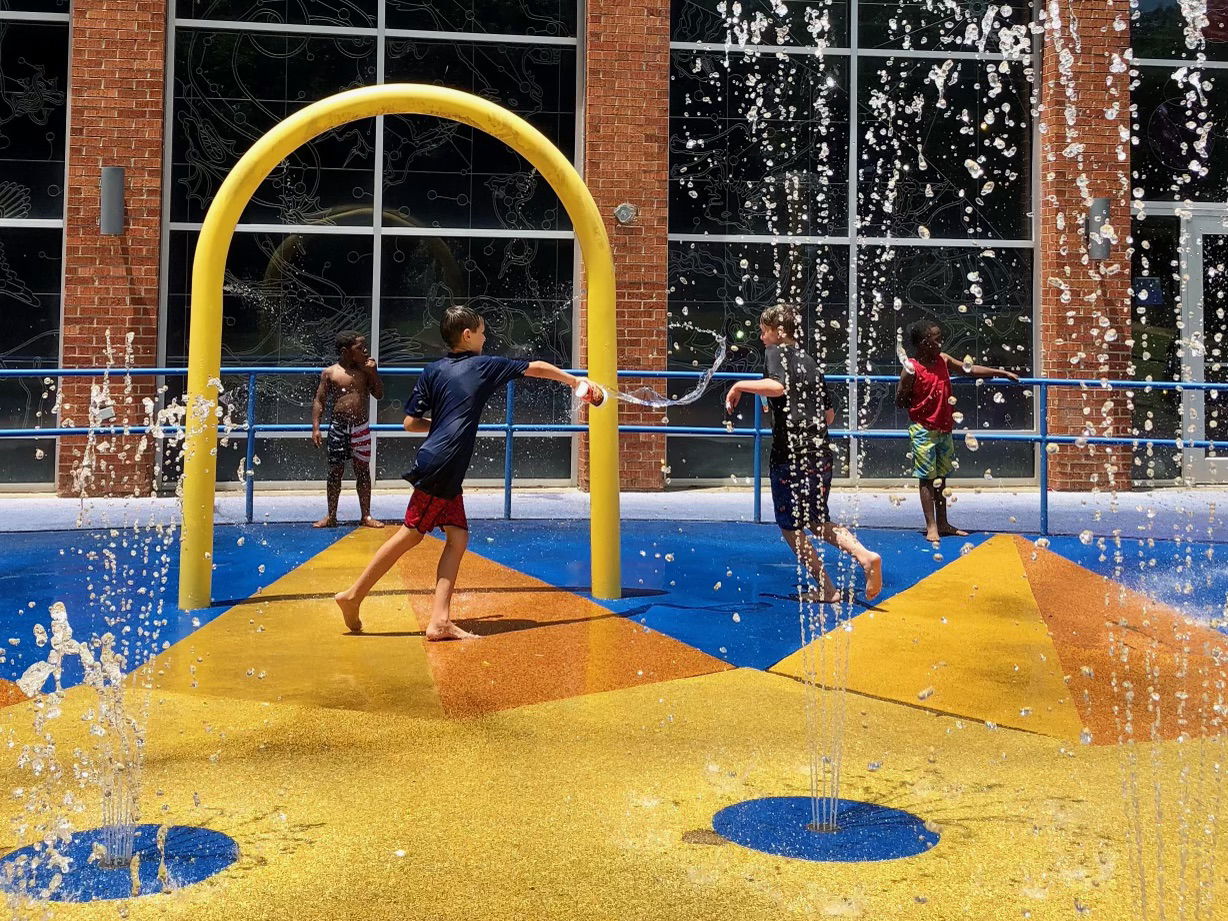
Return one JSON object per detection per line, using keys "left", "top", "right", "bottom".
{"left": 382, "top": 40, "right": 576, "bottom": 230}
{"left": 669, "top": 0, "right": 850, "bottom": 46}
{"left": 856, "top": 244, "right": 1032, "bottom": 478}
{"left": 666, "top": 240, "right": 849, "bottom": 480}
{"left": 0, "top": 22, "right": 68, "bottom": 220}
{"left": 175, "top": 0, "right": 378, "bottom": 29}
{"left": 171, "top": 29, "right": 377, "bottom": 224}
{"left": 857, "top": 57, "right": 1032, "bottom": 240}
{"left": 0, "top": 227, "right": 60, "bottom": 483}
{"left": 386, "top": 0, "right": 576, "bottom": 38}
{"left": 670, "top": 50, "right": 850, "bottom": 236}
{"left": 1131, "top": 66, "right": 1228, "bottom": 203}
{"left": 857, "top": 0, "right": 1034, "bottom": 52}
{"left": 1131, "top": 0, "right": 1228, "bottom": 61}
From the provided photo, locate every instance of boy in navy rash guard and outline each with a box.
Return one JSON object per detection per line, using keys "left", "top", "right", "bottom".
{"left": 335, "top": 305, "right": 600, "bottom": 640}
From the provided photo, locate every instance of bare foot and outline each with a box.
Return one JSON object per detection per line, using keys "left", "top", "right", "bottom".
{"left": 925, "top": 527, "right": 941, "bottom": 542}
{"left": 314, "top": 516, "right": 339, "bottom": 529}
{"left": 937, "top": 526, "right": 969, "bottom": 537}
{"left": 335, "top": 592, "right": 363, "bottom": 633}
{"left": 360, "top": 516, "right": 385, "bottom": 529}
{"left": 798, "top": 589, "right": 844, "bottom": 604}
{"left": 425, "top": 621, "right": 478, "bottom": 641}
{"left": 863, "top": 553, "right": 883, "bottom": 601}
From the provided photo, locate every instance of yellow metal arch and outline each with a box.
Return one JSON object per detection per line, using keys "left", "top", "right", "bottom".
{"left": 178, "top": 84, "right": 621, "bottom": 609}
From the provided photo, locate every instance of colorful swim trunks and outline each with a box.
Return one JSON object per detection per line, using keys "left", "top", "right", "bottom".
{"left": 326, "top": 419, "right": 371, "bottom": 467}
{"left": 909, "top": 423, "right": 956, "bottom": 480}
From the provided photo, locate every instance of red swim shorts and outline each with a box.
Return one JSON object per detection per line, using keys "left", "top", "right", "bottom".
{"left": 404, "top": 489, "right": 468, "bottom": 533}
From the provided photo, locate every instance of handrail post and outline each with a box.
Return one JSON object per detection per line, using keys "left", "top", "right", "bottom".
{"left": 1038, "top": 382, "right": 1049, "bottom": 537}
{"left": 753, "top": 397, "right": 763, "bottom": 524}
{"left": 503, "top": 380, "right": 514, "bottom": 520}
{"left": 245, "top": 372, "right": 257, "bottom": 525}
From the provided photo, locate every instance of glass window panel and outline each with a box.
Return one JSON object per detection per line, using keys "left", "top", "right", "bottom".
{"left": 382, "top": 40, "right": 576, "bottom": 230}
{"left": 666, "top": 240, "right": 850, "bottom": 479}
{"left": 0, "top": 227, "right": 60, "bottom": 362}
{"left": 1131, "top": 66, "right": 1228, "bottom": 203}
{"left": 1132, "top": 0, "right": 1228, "bottom": 62}
{"left": 857, "top": 56, "right": 1031, "bottom": 240}
{"left": 386, "top": 0, "right": 577, "bottom": 38}
{"left": 375, "top": 433, "right": 571, "bottom": 482}
{"left": 175, "top": 0, "right": 378, "bottom": 28}
{"left": 0, "top": 22, "right": 68, "bottom": 220}
{"left": 0, "top": 437, "right": 54, "bottom": 484}
{"left": 171, "top": 29, "right": 377, "bottom": 224}
{"left": 166, "top": 229, "right": 374, "bottom": 427}
{"left": 1202, "top": 232, "right": 1228, "bottom": 455}
{"left": 858, "top": 0, "right": 1034, "bottom": 53}
{"left": 858, "top": 434, "right": 1034, "bottom": 480}
{"left": 378, "top": 233, "right": 574, "bottom": 425}
{"left": 670, "top": 0, "right": 849, "bottom": 47}
{"left": 1130, "top": 215, "right": 1183, "bottom": 481}
{"left": 0, "top": 0, "right": 69, "bottom": 14}
{"left": 670, "top": 50, "right": 849, "bottom": 235}
{"left": 855, "top": 244, "right": 1033, "bottom": 479}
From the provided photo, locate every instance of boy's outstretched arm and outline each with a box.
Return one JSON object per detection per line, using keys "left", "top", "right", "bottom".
{"left": 524, "top": 360, "right": 583, "bottom": 391}
{"left": 942, "top": 353, "right": 1020, "bottom": 382}
{"left": 724, "top": 379, "right": 785, "bottom": 415}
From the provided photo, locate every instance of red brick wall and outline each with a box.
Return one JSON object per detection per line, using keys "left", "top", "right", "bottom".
{"left": 578, "top": 0, "right": 670, "bottom": 492}
{"left": 1038, "top": 6, "right": 1133, "bottom": 491}
{"left": 57, "top": 0, "right": 166, "bottom": 497}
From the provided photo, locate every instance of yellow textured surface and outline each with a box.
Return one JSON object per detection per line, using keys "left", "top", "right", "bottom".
{"left": 3, "top": 667, "right": 1221, "bottom": 920}
{"left": 151, "top": 529, "right": 443, "bottom": 716}
{"left": 2, "top": 531, "right": 1223, "bottom": 919}
{"left": 771, "top": 536, "right": 1086, "bottom": 740}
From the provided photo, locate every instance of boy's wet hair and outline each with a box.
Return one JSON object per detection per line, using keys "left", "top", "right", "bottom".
{"left": 335, "top": 329, "right": 365, "bottom": 354}
{"left": 759, "top": 303, "right": 801, "bottom": 339}
{"left": 908, "top": 319, "right": 941, "bottom": 348}
{"left": 441, "top": 305, "right": 483, "bottom": 348}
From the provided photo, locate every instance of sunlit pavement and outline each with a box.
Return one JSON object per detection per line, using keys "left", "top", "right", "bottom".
{"left": 0, "top": 514, "right": 1224, "bottom": 918}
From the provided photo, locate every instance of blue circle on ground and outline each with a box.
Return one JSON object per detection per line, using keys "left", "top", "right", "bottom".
{"left": 0, "top": 825, "right": 238, "bottom": 901}
{"left": 712, "top": 797, "right": 938, "bottom": 862}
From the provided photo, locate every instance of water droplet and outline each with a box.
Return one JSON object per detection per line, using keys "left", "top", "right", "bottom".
{"left": 1079, "top": 530, "right": 1094, "bottom": 544}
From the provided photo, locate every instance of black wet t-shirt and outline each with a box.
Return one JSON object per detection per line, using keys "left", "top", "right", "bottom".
{"left": 763, "top": 344, "right": 834, "bottom": 467}
{"left": 404, "top": 351, "right": 530, "bottom": 499}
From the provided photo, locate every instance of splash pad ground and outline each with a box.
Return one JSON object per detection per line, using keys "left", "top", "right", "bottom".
{"left": 0, "top": 495, "right": 1225, "bottom": 919}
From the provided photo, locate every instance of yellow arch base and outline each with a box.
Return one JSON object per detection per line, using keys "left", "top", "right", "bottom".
{"left": 178, "top": 84, "right": 621, "bottom": 609}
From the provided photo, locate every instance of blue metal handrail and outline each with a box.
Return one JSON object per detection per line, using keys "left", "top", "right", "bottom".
{"left": 2, "top": 363, "right": 1224, "bottom": 536}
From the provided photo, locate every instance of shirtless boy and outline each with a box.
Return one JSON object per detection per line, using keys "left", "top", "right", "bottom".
{"left": 312, "top": 330, "right": 384, "bottom": 529}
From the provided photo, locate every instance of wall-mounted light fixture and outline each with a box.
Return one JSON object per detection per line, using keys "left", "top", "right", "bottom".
{"left": 100, "top": 167, "right": 125, "bottom": 236}
{"left": 613, "top": 202, "right": 638, "bottom": 225}
{"left": 1085, "top": 197, "right": 1111, "bottom": 260}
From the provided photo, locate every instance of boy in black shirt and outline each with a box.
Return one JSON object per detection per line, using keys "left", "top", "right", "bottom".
{"left": 725, "top": 304, "right": 882, "bottom": 602}
{"left": 335, "top": 305, "right": 601, "bottom": 639}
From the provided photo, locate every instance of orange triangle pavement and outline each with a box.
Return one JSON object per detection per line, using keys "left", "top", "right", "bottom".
{"left": 391, "top": 535, "right": 735, "bottom": 719}
{"left": 1015, "top": 536, "right": 1228, "bottom": 745}
{"left": 0, "top": 679, "right": 26, "bottom": 709}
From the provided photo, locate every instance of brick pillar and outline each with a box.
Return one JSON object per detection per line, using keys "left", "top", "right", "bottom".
{"left": 1038, "top": 2, "right": 1133, "bottom": 492}
{"left": 578, "top": 0, "right": 670, "bottom": 492}
{"left": 57, "top": 0, "right": 167, "bottom": 497}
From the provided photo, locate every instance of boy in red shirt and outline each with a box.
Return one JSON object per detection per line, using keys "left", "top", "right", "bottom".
{"left": 896, "top": 319, "right": 1018, "bottom": 542}
{"left": 334, "top": 305, "right": 601, "bottom": 640}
